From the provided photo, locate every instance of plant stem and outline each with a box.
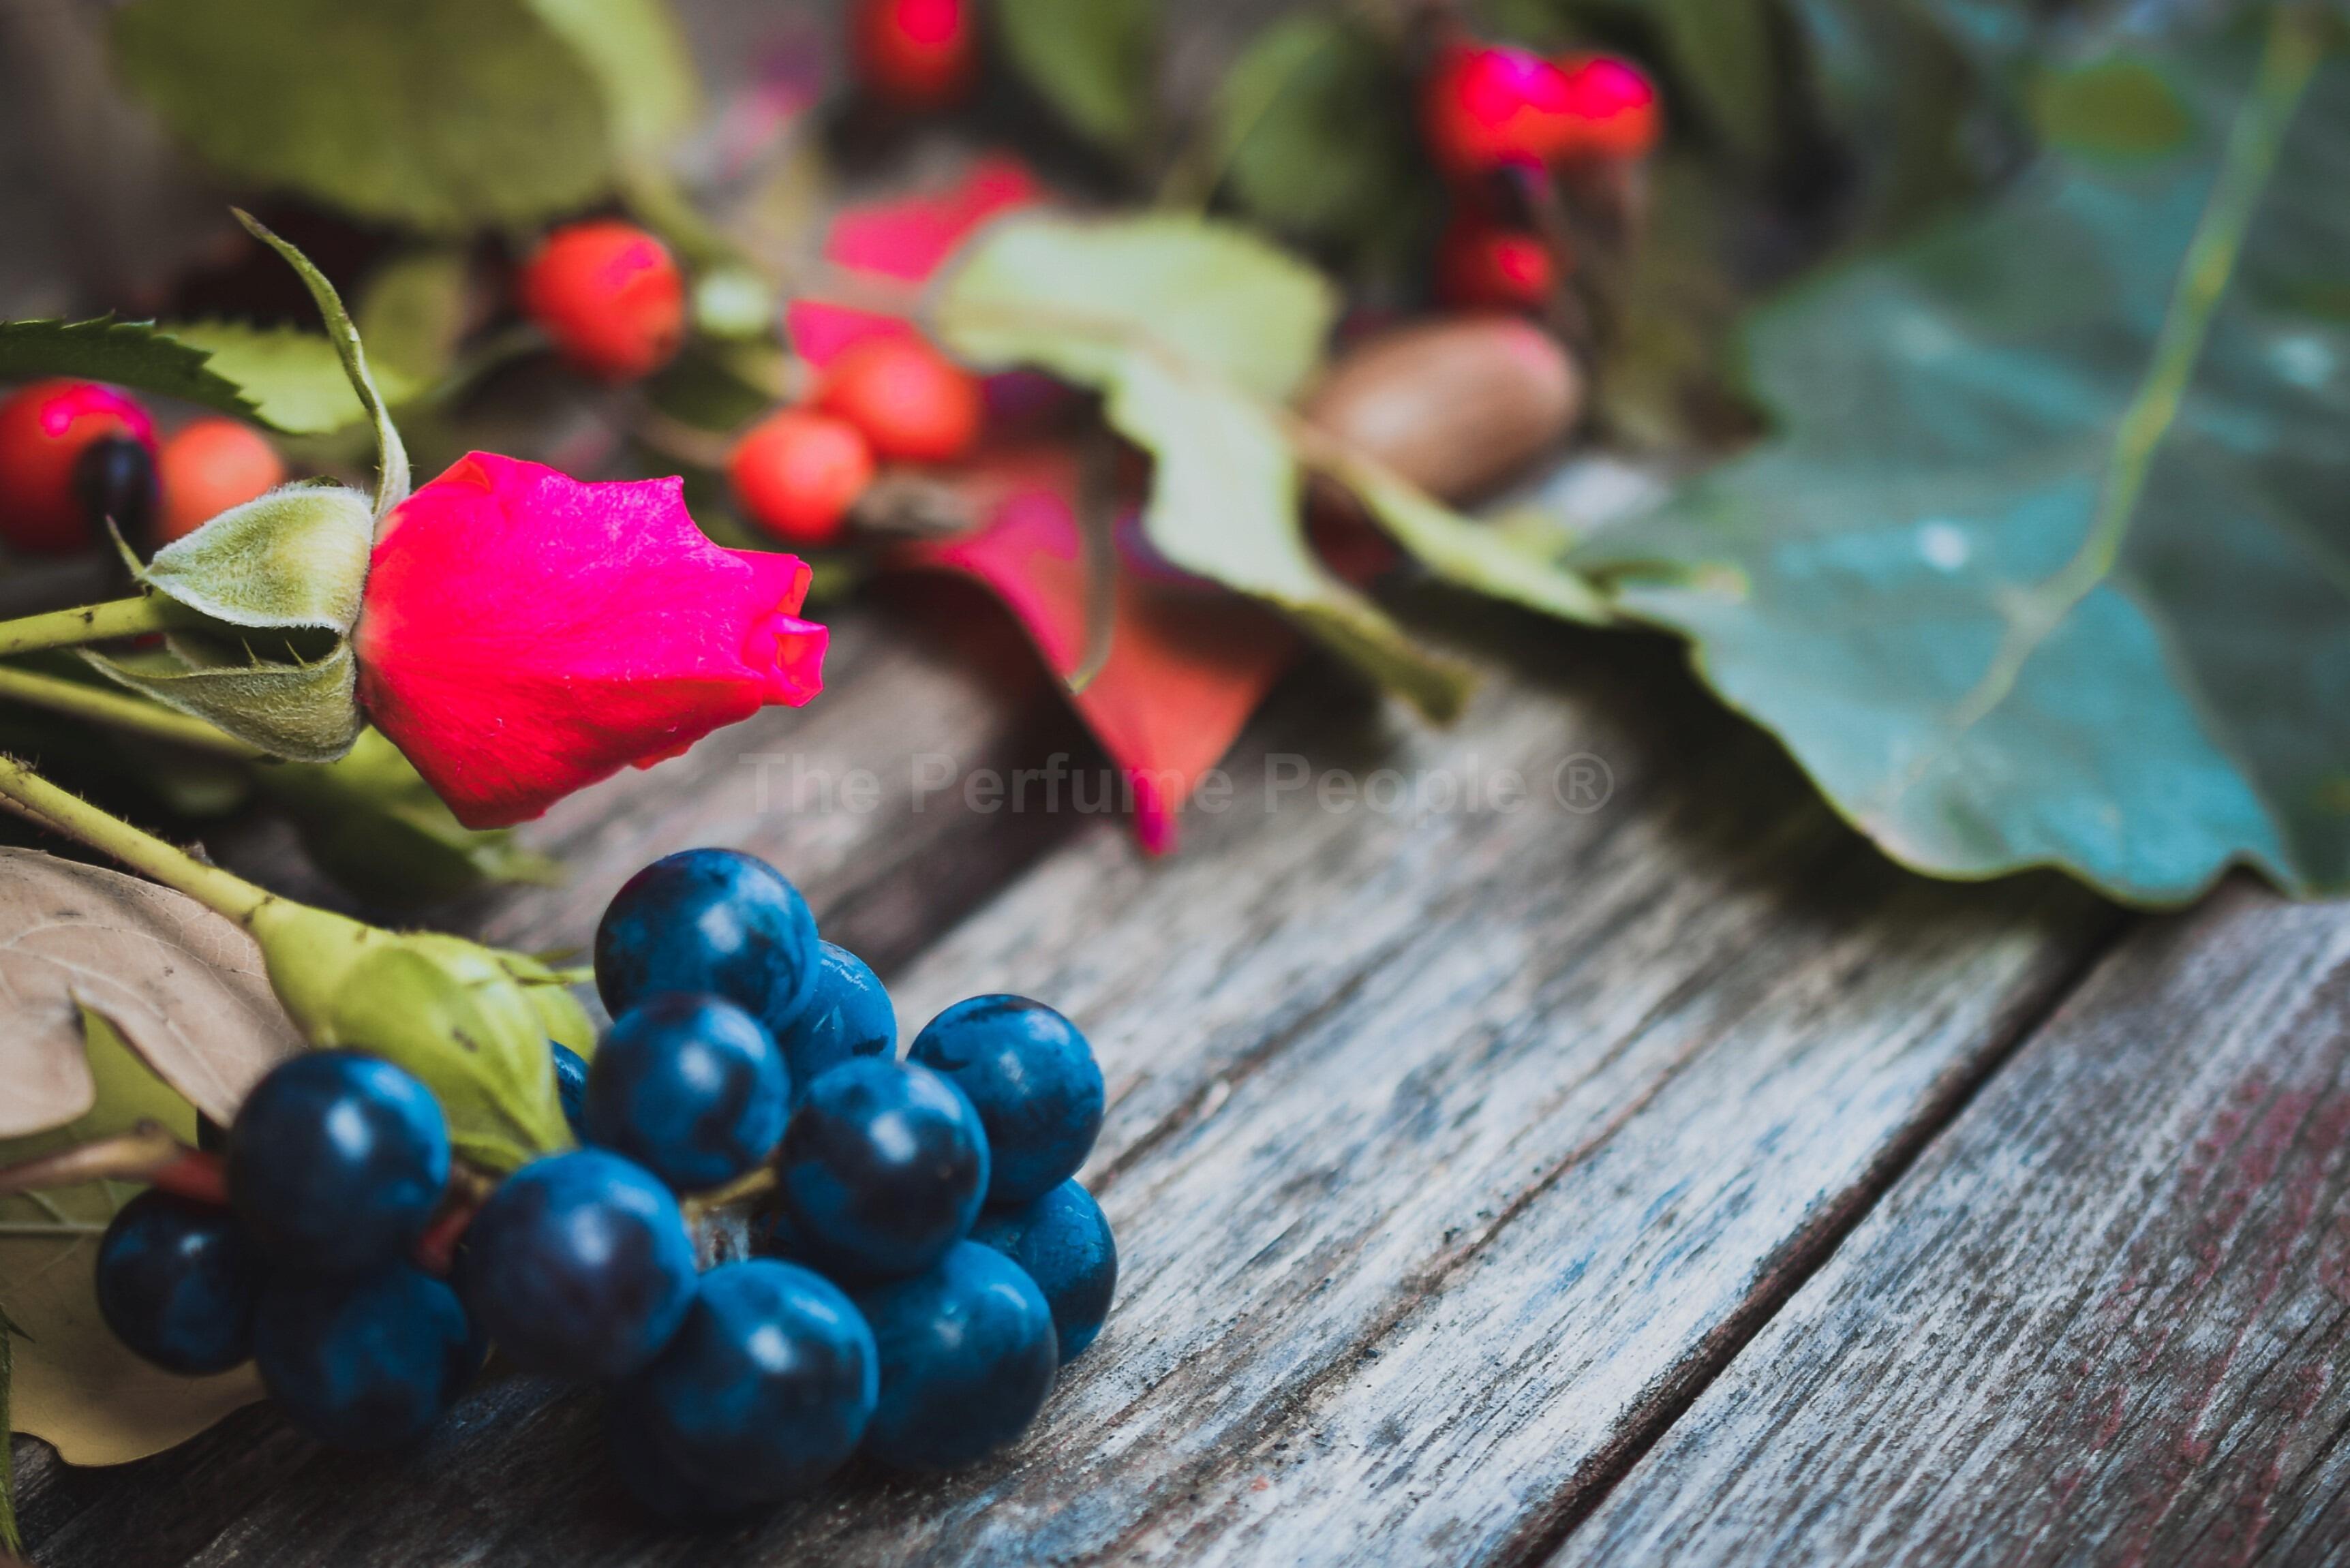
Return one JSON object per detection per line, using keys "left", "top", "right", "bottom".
{"left": 0, "top": 595, "right": 172, "bottom": 658}
{"left": 0, "top": 754, "right": 269, "bottom": 922}
{"left": 0, "top": 666, "right": 262, "bottom": 758}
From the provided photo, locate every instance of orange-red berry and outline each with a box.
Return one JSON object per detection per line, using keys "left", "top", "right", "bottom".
{"left": 1434, "top": 218, "right": 1558, "bottom": 311}
{"left": 0, "top": 379, "right": 155, "bottom": 555}
{"left": 520, "top": 221, "right": 686, "bottom": 382}
{"left": 157, "top": 418, "right": 287, "bottom": 544}
{"left": 853, "top": 0, "right": 978, "bottom": 110}
{"left": 729, "top": 409, "right": 876, "bottom": 545}
{"left": 1555, "top": 54, "right": 1662, "bottom": 161}
{"left": 816, "top": 337, "right": 983, "bottom": 464}
{"left": 1421, "top": 44, "right": 1581, "bottom": 179}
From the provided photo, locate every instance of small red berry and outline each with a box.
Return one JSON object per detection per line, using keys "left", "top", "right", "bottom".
{"left": 158, "top": 418, "right": 286, "bottom": 544}
{"left": 0, "top": 379, "right": 155, "bottom": 555}
{"left": 729, "top": 408, "right": 876, "bottom": 544}
{"left": 1435, "top": 217, "right": 1559, "bottom": 311}
{"left": 816, "top": 337, "right": 983, "bottom": 464}
{"left": 1421, "top": 44, "right": 1580, "bottom": 179}
{"left": 519, "top": 221, "right": 686, "bottom": 382}
{"left": 853, "top": 0, "right": 978, "bottom": 110}
{"left": 1556, "top": 54, "right": 1662, "bottom": 160}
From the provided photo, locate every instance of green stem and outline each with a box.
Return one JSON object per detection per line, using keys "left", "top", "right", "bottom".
{"left": 0, "top": 754, "right": 270, "bottom": 922}
{"left": 0, "top": 596, "right": 172, "bottom": 659}
{"left": 0, "top": 666, "right": 262, "bottom": 758}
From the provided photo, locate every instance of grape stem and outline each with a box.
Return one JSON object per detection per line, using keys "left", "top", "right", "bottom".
{"left": 0, "top": 1123, "right": 217, "bottom": 1201}
{"left": 0, "top": 595, "right": 174, "bottom": 659}
{"left": 0, "top": 754, "right": 271, "bottom": 924}
{"left": 682, "top": 1164, "right": 777, "bottom": 1223}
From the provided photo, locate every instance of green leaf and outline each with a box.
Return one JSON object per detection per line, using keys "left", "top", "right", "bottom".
{"left": 523, "top": 0, "right": 699, "bottom": 160}
{"left": 249, "top": 729, "right": 564, "bottom": 910}
{"left": 112, "top": 0, "right": 613, "bottom": 234}
{"left": 994, "top": 0, "right": 1158, "bottom": 156}
{"left": 1, "top": 1012, "right": 263, "bottom": 1469}
{"left": 0, "top": 318, "right": 264, "bottom": 426}
{"left": 938, "top": 213, "right": 1475, "bottom": 716}
{"left": 1574, "top": 14, "right": 2349, "bottom": 905}
{"left": 157, "top": 322, "right": 390, "bottom": 437}
{"left": 1204, "top": 16, "right": 1424, "bottom": 249}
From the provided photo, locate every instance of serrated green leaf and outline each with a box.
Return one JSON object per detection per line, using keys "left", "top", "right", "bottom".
{"left": 85, "top": 637, "right": 361, "bottom": 765}
{"left": 939, "top": 212, "right": 1475, "bottom": 716}
{"left": 112, "top": 0, "right": 614, "bottom": 234}
{"left": 1205, "top": 16, "right": 1424, "bottom": 249}
{"left": 157, "top": 323, "right": 384, "bottom": 437}
{"left": 0, "top": 1012, "right": 262, "bottom": 1469}
{"left": 0, "top": 318, "right": 264, "bottom": 426}
{"left": 250, "top": 729, "right": 564, "bottom": 910}
{"left": 1574, "top": 14, "right": 2349, "bottom": 905}
{"left": 996, "top": 0, "right": 1157, "bottom": 155}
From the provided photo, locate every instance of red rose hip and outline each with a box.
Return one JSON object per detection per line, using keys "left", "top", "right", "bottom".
{"left": 158, "top": 418, "right": 287, "bottom": 543}
{"left": 1434, "top": 217, "right": 1558, "bottom": 311}
{"left": 852, "top": 0, "right": 977, "bottom": 110}
{"left": 730, "top": 409, "right": 875, "bottom": 545}
{"left": 0, "top": 379, "right": 156, "bottom": 555}
{"left": 816, "top": 337, "right": 982, "bottom": 464}
{"left": 520, "top": 221, "right": 686, "bottom": 382}
{"left": 1556, "top": 53, "right": 1662, "bottom": 160}
{"left": 1421, "top": 44, "right": 1581, "bottom": 178}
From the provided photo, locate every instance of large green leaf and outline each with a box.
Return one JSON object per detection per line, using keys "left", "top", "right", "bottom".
{"left": 112, "top": 0, "right": 615, "bottom": 233}
{"left": 524, "top": 0, "right": 699, "bottom": 160}
{"left": 1574, "top": 12, "right": 2350, "bottom": 905}
{"left": 159, "top": 322, "right": 421, "bottom": 437}
{"left": 995, "top": 0, "right": 1158, "bottom": 156}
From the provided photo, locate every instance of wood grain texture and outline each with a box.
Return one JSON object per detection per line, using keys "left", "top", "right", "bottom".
{"left": 16, "top": 619, "right": 2116, "bottom": 1567}
{"left": 1552, "top": 880, "right": 2350, "bottom": 1567}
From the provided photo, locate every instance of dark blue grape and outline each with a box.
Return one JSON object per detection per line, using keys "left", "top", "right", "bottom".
{"left": 909, "top": 996, "right": 1103, "bottom": 1206}
{"left": 253, "top": 1265, "right": 483, "bottom": 1450}
{"left": 585, "top": 994, "right": 789, "bottom": 1192}
{"left": 970, "top": 1179, "right": 1117, "bottom": 1362}
{"left": 614, "top": 1260, "right": 876, "bottom": 1505}
{"left": 607, "top": 1405, "right": 751, "bottom": 1522}
{"left": 228, "top": 1051, "right": 450, "bottom": 1276}
{"left": 775, "top": 1059, "right": 987, "bottom": 1280}
{"left": 594, "top": 848, "right": 821, "bottom": 1043}
{"left": 551, "top": 1040, "right": 590, "bottom": 1140}
{"left": 772, "top": 941, "right": 896, "bottom": 1094}
{"left": 94, "top": 1190, "right": 261, "bottom": 1375}
{"left": 852, "top": 1241, "right": 1056, "bottom": 1471}
{"left": 455, "top": 1150, "right": 696, "bottom": 1379}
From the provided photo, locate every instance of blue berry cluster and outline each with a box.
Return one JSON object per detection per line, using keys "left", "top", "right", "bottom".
{"left": 92, "top": 846, "right": 1117, "bottom": 1522}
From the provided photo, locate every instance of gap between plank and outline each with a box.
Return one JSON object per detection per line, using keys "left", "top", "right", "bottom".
{"left": 1487, "top": 902, "right": 2138, "bottom": 1567}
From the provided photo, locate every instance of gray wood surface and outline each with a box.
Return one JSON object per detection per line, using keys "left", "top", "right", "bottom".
{"left": 1551, "top": 880, "right": 2350, "bottom": 1567}
{"left": 14, "top": 615, "right": 2124, "bottom": 1566}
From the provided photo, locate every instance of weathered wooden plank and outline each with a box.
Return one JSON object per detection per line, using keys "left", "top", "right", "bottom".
{"left": 16, "top": 621, "right": 2119, "bottom": 1567}
{"left": 1549, "top": 880, "right": 2350, "bottom": 1567}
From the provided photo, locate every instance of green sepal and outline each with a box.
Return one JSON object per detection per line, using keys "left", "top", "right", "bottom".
{"left": 247, "top": 901, "right": 575, "bottom": 1171}
{"left": 233, "top": 211, "right": 410, "bottom": 523}
{"left": 82, "top": 637, "right": 361, "bottom": 764}
{"left": 141, "top": 485, "right": 373, "bottom": 634}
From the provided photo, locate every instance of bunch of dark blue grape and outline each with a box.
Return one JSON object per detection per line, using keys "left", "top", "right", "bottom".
{"left": 90, "top": 846, "right": 1117, "bottom": 1520}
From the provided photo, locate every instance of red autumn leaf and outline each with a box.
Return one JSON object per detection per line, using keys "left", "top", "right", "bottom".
{"left": 908, "top": 448, "right": 1294, "bottom": 854}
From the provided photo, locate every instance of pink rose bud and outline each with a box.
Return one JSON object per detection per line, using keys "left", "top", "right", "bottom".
{"left": 355, "top": 452, "right": 827, "bottom": 829}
